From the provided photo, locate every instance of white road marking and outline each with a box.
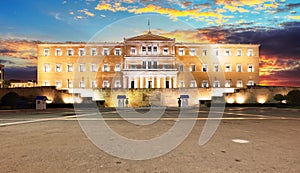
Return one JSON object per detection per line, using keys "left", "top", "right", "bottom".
{"left": 0, "top": 111, "right": 299, "bottom": 127}
{"left": 232, "top": 139, "right": 250, "bottom": 144}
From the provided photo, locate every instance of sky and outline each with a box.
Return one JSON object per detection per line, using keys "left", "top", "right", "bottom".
{"left": 0, "top": 0, "right": 299, "bottom": 86}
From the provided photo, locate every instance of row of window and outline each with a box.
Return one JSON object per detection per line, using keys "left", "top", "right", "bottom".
{"left": 42, "top": 63, "right": 121, "bottom": 72}
{"left": 43, "top": 63, "right": 255, "bottom": 73}
{"left": 43, "top": 48, "right": 121, "bottom": 56}
{"left": 181, "top": 64, "right": 255, "bottom": 72}
{"left": 43, "top": 47, "right": 254, "bottom": 57}
{"left": 177, "top": 48, "right": 254, "bottom": 57}
{"left": 45, "top": 80, "right": 254, "bottom": 88}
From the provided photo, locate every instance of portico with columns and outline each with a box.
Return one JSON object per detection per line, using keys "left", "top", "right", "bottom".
{"left": 123, "top": 71, "right": 178, "bottom": 89}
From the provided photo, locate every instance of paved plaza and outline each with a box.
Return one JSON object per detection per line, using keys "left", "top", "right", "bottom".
{"left": 0, "top": 107, "right": 299, "bottom": 173}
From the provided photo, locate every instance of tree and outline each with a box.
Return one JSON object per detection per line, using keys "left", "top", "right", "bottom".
{"left": 273, "top": 94, "right": 285, "bottom": 102}
{"left": 286, "top": 90, "right": 300, "bottom": 106}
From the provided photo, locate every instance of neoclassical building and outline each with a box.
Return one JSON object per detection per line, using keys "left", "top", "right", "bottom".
{"left": 37, "top": 32, "right": 259, "bottom": 90}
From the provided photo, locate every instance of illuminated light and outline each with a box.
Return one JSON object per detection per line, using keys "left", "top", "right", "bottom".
{"left": 236, "top": 96, "right": 245, "bottom": 104}
{"left": 257, "top": 97, "right": 267, "bottom": 104}
{"left": 226, "top": 97, "right": 234, "bottom": 104}
{"left": 282, "top": 100, "right": 287, "bottom": 104}
{"left": 46, "top": 99, "right": 52, "bottom": 104}
{"left": 75, "top": 97, "right": 83, "bottom": 103}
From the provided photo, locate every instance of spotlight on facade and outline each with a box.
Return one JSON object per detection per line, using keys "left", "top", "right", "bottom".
{"left": 257, "top": 97, "right": 267, "bottom": 104}
{"left": 236, "top": 96, "right": 245, "bottom": 104}
{"left": 226, "top": 97, "right": 234, "bottom": 104}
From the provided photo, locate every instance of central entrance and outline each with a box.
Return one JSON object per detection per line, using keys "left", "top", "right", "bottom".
{"left": 166, "top": 81, "right": 169, "bottom": 88}
{"left": 148, "top": 81, "right": 152, "bottom": 88}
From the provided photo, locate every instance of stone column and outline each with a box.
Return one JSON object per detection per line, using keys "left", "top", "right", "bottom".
{"left": 157, "top": 77, "right": 161, "bottom": 88}
{"left": 128, "top": 76, "right": 131, "bottom": 88}
{"left": 134, "top": 76, "right": 138, "bottom": 88}
{"left": 173, "top": 75, "right": 177, "bottom": 88}
{"left": 163, "top": 76, "right": 166, "bottom": 88}
{"left": 151, "top": 76, "right": 155, "bottom": 88}
{"left": 146, "top": 77, "right": 149, "bottom": 88}
{"left": 169, "top": 77, "right": 172, "bottom": 88}
{"left": 140, "top": 76, "right": 143, "bottom": 88}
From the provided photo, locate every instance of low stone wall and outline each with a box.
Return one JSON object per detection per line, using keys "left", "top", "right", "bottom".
{"left": 225, "top": 86, "right": 300, "bottom": 104}
{"left": 0, "top": 86, "right": 72, "bottom": 104}
{"left": 0, "top": 86, "right": 299, "bottom": 106}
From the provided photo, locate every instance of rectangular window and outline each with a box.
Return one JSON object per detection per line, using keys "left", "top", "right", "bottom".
{"left": 115, "top": 80, "right": 121, "bottom": 88}
{"left": 79, "top": 81, "right": 85, "bottom": 88}
{"left": 224, "top": 49, "right": 231, "bottom": 56}
{"left": 103, "top": 81, "right": 109, "bottom": 88}
{"left": 213, "top": 80, "right": 220, "bottom": 88}
{"left": 237, "top": 49, "right": 242, "bottom": 56}
{"left": 202, "top": 64, "right": 208, "bottom": 72}
{"left": 55, "top": 64, "right": 62, "bottom": 72}
{"left": 103, "top": 48, "right": 109, "bottom": 56}
{"left": 213, "top": 64, "right": 220, "bottom": 72}
{"left": 153, "top": 61, "right": 158, "bottom": 69}
{"left": 55, "top": 49, "right": 62, "bottom": 56}
{"left": 248, "top": 64, "right": 254, "bottom": 72}
{"left": 130, "top": 64, "right": 136, "bottom": 69}
{"left": 79, "top": 64, "right": 85, "bottom": 72}
{"left": 153, "top": 46, "right": 158, "bottom": 54}
{"left": 115, "top": 64, "right": 120, "bottom": 71}
{"left": 163, "top": 48, "right": 168, "bottom": 55}
{"left": 79, "top": 48, "right": 85, "bottom": 56}
{"left": 43, "top": 63, "right": 50, "bottom": 72}
{"left": 163, "top": 64, "right": 169, "bottom": 69}
{"left": 142, "top": 61, "right": 147, "bottom": 69}
{"left": 142, "top": 46, "right": 146, "bottom": 55}
{"left": 147, "top": 46, "right": 152, "bottom": 53}
{"left": 91, "top": 80, "right": 97, "bottom": 88}
{"left": 214, "top": 49, "right": 219, "bottom": 56}
{"left": 148, "top": 61, "right": 152, "bottom": 69}
{"left": 190, "top": 80, "right": 197, "bottom": 88}
{"left": 67, "top": 64, "right": 73, "bottom": 72}
{"left": 225, "top": 80, "right": 231, "bottom": 87}
{"left": 225, "top": 64, "right": 231, "bottom": 72}
{"left": 179, "top": 65, "right": 184, "bottom": 71}
{"left": 67, "top": 48, "right": 73, "bottom": 56}
{"left": 247, "top": 80, "right": 254, "bottom": 86}
{"left": 68, "top": 81, "right": 73, "bottom": 88}
{"left": 55, "top": 81, "right": 62, "bottom": 88}
{"left": 178, "top": 48, "right": 184, "bottom": 56}
{"left": 190, "top": 48, "right": 196, "bottom": 56}
{"left": 247, "top": 49, "right": 254, "bottom": 56}
{"left": 236, "top": 64, "right": 242, "bottom": 72}
{"left": 190, "top": 64, "right": 196, "bottom": 71}
{"left": 130, "top": 47, "right": 136, "bottom": 55}
{"left": 91, "top": 63, "right": 97, "bottom": 72}
{"left": 43, "top": 49, "right": 49, "bottom": 56}
{"left": 115, "top": 48, "right": 121, "bottom": 56}
{"left": 44, "top": 81, "right": 50, "bottom": 86}
{"left": 202, "top": 80, "right": 209, "bottom": 88}
{"left": 202, "top": 49, "right": 207, "bottom": 56}
{"left": 237, "top": 80, "right": 243, "bottom": 87}
{"left": 91, "top": 48, "right": 97, "bottom": 56}
{"left": 103, "top": 64, "right": 109, "bottom": 72}
{"left": 179, "top": 81, "right": 184, "bottom": 88}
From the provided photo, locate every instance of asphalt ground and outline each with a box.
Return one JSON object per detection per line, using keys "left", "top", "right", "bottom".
{"left": 0, "top": 107, "right": 299, "bottom": 173}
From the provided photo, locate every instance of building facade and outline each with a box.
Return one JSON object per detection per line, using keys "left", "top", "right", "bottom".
{"left": 37, "top": 32, "right": 259, "bottom": 90}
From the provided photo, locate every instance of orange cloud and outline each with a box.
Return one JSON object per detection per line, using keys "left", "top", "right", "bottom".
{"left": 0, "top": 39, "right": 38, "bottom": 67}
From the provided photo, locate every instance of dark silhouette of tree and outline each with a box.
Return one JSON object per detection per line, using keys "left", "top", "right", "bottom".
{"left": 273, "top": 94, "right": 285, "bottom": 102}
{"left": 286, "top": 90, "right": 300, "bottom": 106}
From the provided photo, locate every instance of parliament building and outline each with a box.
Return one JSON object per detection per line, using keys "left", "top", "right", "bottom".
{"left": 37, "top": 32, "right": 259, "bottom": 106}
